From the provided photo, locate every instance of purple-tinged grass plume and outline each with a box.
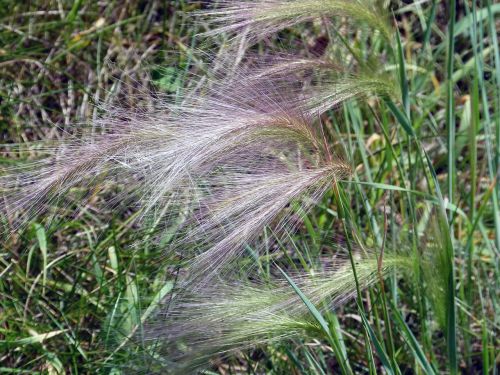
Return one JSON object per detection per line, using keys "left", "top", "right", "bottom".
{"left": 213, "top": 53, "right": 399, "bottom": 116}
{"left": 1, "top": 68, "right": 356, "bottom": 281}
{"left": 122, "top": 207, "right": 454, "bottom": 374}
{"left": 198, "top": 0, "right": 392, "bottom": 45}
{"left": 130, "top": 244, "right": 416, "bottom": 373}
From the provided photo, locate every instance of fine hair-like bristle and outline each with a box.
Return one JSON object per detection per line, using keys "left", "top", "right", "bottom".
{"left": 198, "top": 0, "right": 392, "bottom": 45}
{"left": 1, "top": 68, "right": 353, "bottom": 280}
{"left": 133, "top": 246, "right": 414, "bottom": 373}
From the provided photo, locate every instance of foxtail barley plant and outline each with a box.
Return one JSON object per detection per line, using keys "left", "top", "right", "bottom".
{"left": 3, "top": 0, "right": 496, "bottom": 373}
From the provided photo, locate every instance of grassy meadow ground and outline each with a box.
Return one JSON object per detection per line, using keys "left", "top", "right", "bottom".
{"left": 0, "top": 0, "right": 499, "bottom": 374}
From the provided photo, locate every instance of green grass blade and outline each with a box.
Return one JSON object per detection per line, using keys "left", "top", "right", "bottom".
{"left": 485, "top": 0, "right": 500, "bottom": 260}
{"left": 445, "top": 1, "right": 458, "bottom": 371}
{"left": 358, "top": 305, "right": 395, "bottom": 375}
{"left": 66, "top": 0, "right": 83, "bottom": 22}
{"left": 422, "top": 0, "right": 437, "bottom": 52}
{"left": 33, "top": 224, "right": 48, "bottom": 296}
{"left": 290, "top": 220, "right": 351, "bottom": 329}
{"left": 389, "top": 301, "right": 436, "bottom": 374}
{"left": 278, "top": 266, "right": 353, "bottom": 375}
{"left": 395, "top": 27, "right": 409, "bottom": 117}
{"left": 384, "top": 98, "right": 414, "bottom": 136}
{"left": 446, "top": 0, "right": 456, "bottom": 217}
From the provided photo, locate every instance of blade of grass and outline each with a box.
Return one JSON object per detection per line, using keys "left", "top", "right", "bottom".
{"left": 464, "top": 57, "right": 479, "bottom": 366}
{"left": 395, "top": 28, "right": 409, "bottom": 118}
{"left": 333, "top": 182, "right": 379, "bottom": 375}
{"left": 389, "top": 300, "right": 436, "bottom": 374}
{"left": 66, "top": 0, "right": 83, "bottom": 23}
{"left": 33, "top": 223, "right": 47, "bottom": 296}
{"left": 0, "top": 329, "right": 67, "bottom": 347}
{"left": 446, "top": 0, "right": 456, "bottom": 217}
{"left": 485, "top": 0, "right": 500, "bottom": 273}
{"left": 358, "top": 305, "right": 395, "bottom": 375}
{"left": 384, "top": 98, "right": 414, "bottom": 137}
{"left": 445, "top": 1, "right": 458, "bottom": 372}
{"left": 278, "top": 266, "right": 353, "bottom": 375}
{"left": 422, "top": 0, "right": 437, "bottom": 53}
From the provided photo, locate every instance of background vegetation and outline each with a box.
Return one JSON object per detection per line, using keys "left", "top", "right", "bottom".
{"left": 0, "top": 0, "right": 499, "bottom": 373}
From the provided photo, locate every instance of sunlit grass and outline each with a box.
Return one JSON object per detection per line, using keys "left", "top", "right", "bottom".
{"left": 1, "top": 1, "right": 499, "bottom": 374}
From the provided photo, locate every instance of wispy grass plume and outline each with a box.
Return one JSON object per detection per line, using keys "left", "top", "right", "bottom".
{"left": 136, "top": 246, "right": 415, "bottom": 373}
{"left": 1, "top": 71, "right": 355, "bottom": 280}
{"left": 229, "top": 54, "right": 400, "bottom": 114}
{"left": 199, "top": 0, "right": 392, "bottom": 44}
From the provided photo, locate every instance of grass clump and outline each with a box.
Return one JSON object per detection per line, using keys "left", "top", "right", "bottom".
{"left": 1, "top": 0, "right": 499, "bottom": 374}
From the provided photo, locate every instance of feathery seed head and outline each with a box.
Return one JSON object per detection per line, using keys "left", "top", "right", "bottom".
{"left": 199, "top": 0, "right": 392, "bottom": 45}
{"left": 1, "top": 72, "right": 352, "bottom": 281}
{"left": 131, "top": 245, "right": 414, "bottom": 373}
